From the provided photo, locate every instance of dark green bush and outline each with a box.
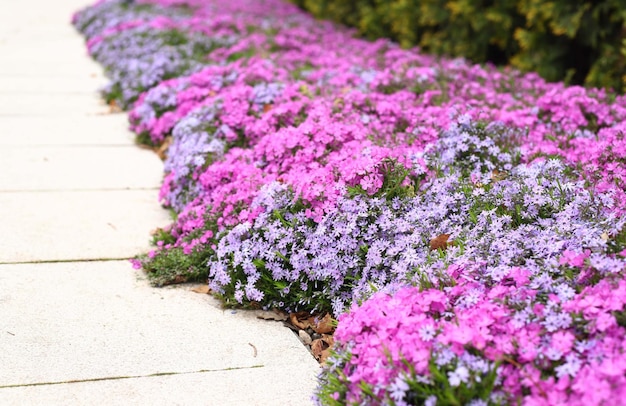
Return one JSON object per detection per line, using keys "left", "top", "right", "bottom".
{"left": 290, "top": 0, "right": 626, "bottom": 92}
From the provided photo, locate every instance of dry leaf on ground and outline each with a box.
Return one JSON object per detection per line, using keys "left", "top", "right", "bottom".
{"left": 289, "top": 312, "right": 315, "bottom": 330}
{"left": 191, "top": 285, "right": 211, "bottom": 294}
{"left": 311, "top": 334, "right": 334, "bottom": 364}
{"left": 108, "top": 100, "right": 122, "bottom": 113}
{"left": 254, "top": 309, "right": 288, "bottom": 321}
{"left": 156, "top": 136, "right": 173, "bottom": 160}
{"left": 313, "top": 313, "right": 335, "bottom": 334}
{"left": 429, "top": 233, "right": 452, "bottom": 251}
{"left": 491, "top": 169, "right": 507, "bottom": 182}
{"left": 172, "top": 275, "right": 188, "bottom": 284}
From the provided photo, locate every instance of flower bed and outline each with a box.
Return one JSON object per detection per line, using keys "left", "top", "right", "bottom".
{"left": 74, "top": 1, "right": 626, "bottom": 404}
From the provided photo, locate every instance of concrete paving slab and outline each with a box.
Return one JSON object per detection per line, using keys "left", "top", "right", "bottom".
{"left": 0, "top": 27, "right": 84, "bottom": 41}
{"left": 0, "top": 33, "right": 85, "bottom": 48}
{"left": 0, "top": 262, "right": 319, "bottom": 391}
{"left": 0, "top": 16, "right": 76, "bottom": 28}
{"left": 0, "top": 75, "right": 107, "bottom": 93}
{"left": 0, "top": 93, "right": 109, "bottom": 116}
{"left": 0, "top": 145, "right": 163, "bottom": 191}
{"left": 0, "top": 366, "right": 317, "bottom": 406}
{"left": 0, "top": 190, "right": 170, "bottom": 263}
{"left": 0, "top": 1, "right": 93, "bottom": 25}
{"left": 0, "top": 60, "right": 103, "bottom": 77}
{"left": 1, "top": 41, "right": 95, "bottom": 64}
{"left": 0, "top": 34, "right": 96, "bottom": 64}
{"left": 0, "top": 115, "right": 134, "bottom": 146}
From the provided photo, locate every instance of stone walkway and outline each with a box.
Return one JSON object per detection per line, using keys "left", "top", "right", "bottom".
{"left": 0, "top": 1, "right": 319, "bottom": 404}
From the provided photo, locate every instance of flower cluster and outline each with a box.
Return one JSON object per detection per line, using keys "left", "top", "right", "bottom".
{"left": 73, "top": 0, "right": 626, "bottom": 404}
{"left": 88, "top": 24, "right": 229, "bottom": 108}
{"left": 71, "top": 0, "right": 191, "bottom": 39}
{"left": 319, "top": 272, "right": 626, "bottom": 405}
{"left": 211, "top": 121, "right": 624, "bottom": 311}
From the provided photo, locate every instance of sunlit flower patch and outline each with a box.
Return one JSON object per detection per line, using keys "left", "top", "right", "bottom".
{"left": 74, "top": 0, "right": 626, "bottom": 404}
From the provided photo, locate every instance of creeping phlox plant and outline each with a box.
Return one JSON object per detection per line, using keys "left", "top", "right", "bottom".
{"left": 315, "top": 121, "right": 626, "bottom": 405}
{"left": 73, "top": 0, "right": 626, "bottom": 404}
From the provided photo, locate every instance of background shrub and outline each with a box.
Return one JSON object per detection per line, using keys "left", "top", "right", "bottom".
{"left": 290, "top": 0, "right": 626, "bottom": 93}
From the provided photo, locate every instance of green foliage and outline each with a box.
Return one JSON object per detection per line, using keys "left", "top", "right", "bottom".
{"left": 623, "top": 39, "right": 626, "bottom": 90}
{"left": 135, "top": 130, "right": 157, "bottom": 147}
{"left": 347, "top": 158, "right": 421, "bottom": 200}
{"left": 290, "top": 0, "right": 626, "bottom": 93}
{"left": 606, "top": 225, "right": 626, "bottom": 255}
{"left": 615, "top": 309, "right": 626, "bottom": 329}
{"left": 160, "top": 29, "right": 189, "bottom": 46}
{"left": 403, "top": 357, "right": 500, "bottom": 405}
{"left": 513, "top": 0, "right": 626, "bottom": 91}
{"left": 140, "top": 245, "right": 213, "bottom": 286}
{"left": 138, "top": 213, "right": 221, "bottom": 286}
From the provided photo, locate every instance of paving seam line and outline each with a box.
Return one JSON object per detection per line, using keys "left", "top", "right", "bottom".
{"left": 0, "top": 257, "right": 132, "bottom": 265}
{"left": 0, "top": 113, "right": 118, "bottom": 117}
{"left": 0, "top": 187, "right": 160, "bottom": 193}
{"left": 0, "top": 91, "right": 103, "bottom": 95}
{"left": 0, "top": 365, "right": 265, "bottom": 389}
{"left": 0, "top": 145, "right": 141, "bottom": 149}
{"left": 0, "top": 114, "right": 109, "bottom": 117}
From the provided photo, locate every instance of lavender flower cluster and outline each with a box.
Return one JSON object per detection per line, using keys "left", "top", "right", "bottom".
{"left": 91, "top": 25, "right": 229, "bottom": 107}
{"left": 72, "top": 0, "right": 191, "bottom": 39}
{"left": 74, "top": 1, "right": 237, "bottom": 108}
{"left": 210, "top": 120, "right": 624, "bottom": 315}
{"left": 162, "top": 104, "right": 225, "bottom": 209}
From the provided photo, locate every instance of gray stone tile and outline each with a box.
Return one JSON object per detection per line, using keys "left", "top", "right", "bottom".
{"left": 0, "top": 261, "right": 319, "bottom": 401}
{"left": 0, "top": 146, "right": 163, "bottom": 191}
{"left": 0, "top": 190, "right": 170, "bottom": 262}
{"left": 0, "top": 116, "right": 134, "bottom": 146}
{"left": 0, "top": 366, "right": 317, "bottom": 406}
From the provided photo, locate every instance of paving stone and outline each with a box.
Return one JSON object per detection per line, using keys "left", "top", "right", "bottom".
{"left": 0, "top": 115, "right": 134, "bottom": 146}
{"left": 0, "top": 146, "right": 163, "bottom": 191}
{"left": 0, "top": 93, "right": 110, "bottom": 116}
{"left": 0, "top": 366, "right": 317, "bottom": 406}
{"left": 0, "top": 261, "right": 319, "bottom": 399}
{"left": 0, "top": 75, "right": 107, "bottom": 93}
{"left": 0, "top": 190, "right": 170, "bottom": 263}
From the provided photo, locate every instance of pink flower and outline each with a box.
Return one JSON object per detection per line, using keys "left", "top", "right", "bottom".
{"left": 509, "top": 267, "right": 531, "bottom": 286}
{"left": 599, "top": 356, "right": 626, "bottom": 377}
{"left": 559, "top": 249, "right": 591, "bottom": 268}
{"left": 550, "top": 330, "right": 575, "bottom": 355}
{"left": 595, "top": 312, "right": 616, "bottom": 332}
{"left": 359, "top": 174, "right": 384, "bottom": 195}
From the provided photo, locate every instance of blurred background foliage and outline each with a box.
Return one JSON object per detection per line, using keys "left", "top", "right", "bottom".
{"left": 289, "top": 0, "right": 626, "bottom": 93}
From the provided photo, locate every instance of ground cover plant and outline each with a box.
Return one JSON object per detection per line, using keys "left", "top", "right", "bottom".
{"left": 73, "top": 0, "right": 626, "bottom": 404}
